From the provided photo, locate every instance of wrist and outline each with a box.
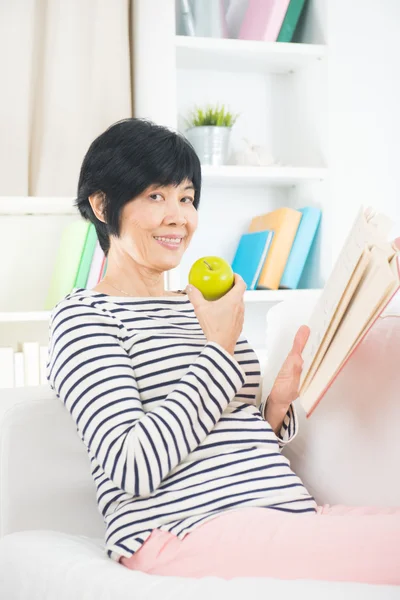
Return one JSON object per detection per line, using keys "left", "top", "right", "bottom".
{"left": 263, "top": 396, "right": 290, "bottom": 435}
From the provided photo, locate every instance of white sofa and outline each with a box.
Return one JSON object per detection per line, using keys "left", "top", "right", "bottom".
{"left": 1, "top": 291, "right": 400, "bottom": 599}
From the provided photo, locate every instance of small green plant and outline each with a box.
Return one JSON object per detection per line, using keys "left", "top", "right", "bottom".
{"left": 186, "top": 104, "right": 239, "bottom": 129}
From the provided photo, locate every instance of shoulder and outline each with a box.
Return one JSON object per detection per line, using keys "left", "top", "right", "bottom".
{"left": 49, "top": 289, "right": 126, "bottom": 340}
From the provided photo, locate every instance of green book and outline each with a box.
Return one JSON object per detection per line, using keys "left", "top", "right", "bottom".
{"left": 44, "top": 219, "right": 90, "bottom": 310}
{"left": 276, "top": 0, "right": 306, "bottom": 43}
{"left": 74, "top": 223, "right": 98, "bottom": 288}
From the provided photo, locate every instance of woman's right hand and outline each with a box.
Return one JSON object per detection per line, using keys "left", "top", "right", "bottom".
{"left": 186, "top": 273, "right": 246, "bottom": 356}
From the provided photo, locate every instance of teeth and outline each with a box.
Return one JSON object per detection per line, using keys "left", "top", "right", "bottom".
{"left": 154, "top": 237, "right": 182, "bottom": 244}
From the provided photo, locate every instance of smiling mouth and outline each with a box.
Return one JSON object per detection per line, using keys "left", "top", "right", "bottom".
{"left": 153, "top": 236, "right": 184, "bottom": 249}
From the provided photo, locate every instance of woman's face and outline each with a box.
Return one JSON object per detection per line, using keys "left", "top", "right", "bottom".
{"left": 115, "top": 179, "right": 198, "bottom": 272}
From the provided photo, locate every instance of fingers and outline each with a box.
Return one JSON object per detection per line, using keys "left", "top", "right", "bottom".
{"left": 185, "top": 284, "right": 204, "bottom": 305}
{"left": 290, "top": 325, "right": 310, "bottom": 356}
{"left": 228, "top": 273, "right": 247, "bottom": 297}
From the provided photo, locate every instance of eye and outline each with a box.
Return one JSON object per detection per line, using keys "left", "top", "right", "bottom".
{"left": 181, "top": 196, "right": 195, "bottom": 204}
{"left": 149, "top": 193, "right": 163, "bottom": 201}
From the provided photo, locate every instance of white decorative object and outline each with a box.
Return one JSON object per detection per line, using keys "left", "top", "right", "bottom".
{"left": 230, "top": 137, "right": 284, "bottom": 167}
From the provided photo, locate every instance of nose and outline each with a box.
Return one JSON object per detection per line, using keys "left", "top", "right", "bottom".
{"left": 164, "top": 201, "right": 187, "bottom": 227}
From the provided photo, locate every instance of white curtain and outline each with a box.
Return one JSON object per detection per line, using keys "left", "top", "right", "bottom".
{"left": 0, "top": 0, "right": 132, "bottom": 196}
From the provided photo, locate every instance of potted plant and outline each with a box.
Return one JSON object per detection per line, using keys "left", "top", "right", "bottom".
{"left": 185, "top": 104, "right": 238, "bottom": 166}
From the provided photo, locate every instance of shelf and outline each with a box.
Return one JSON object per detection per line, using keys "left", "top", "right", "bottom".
{"left": 202, "top": 165, "right": 327, "bottom": 186}
{"left": 0, "top": 312, "right": 52, "bottom": 323}
{"left": 175, "top": 35, "right": 327, "bottom": 74}
{"left": 0, "top": 290, "right": 322, "bottom": 323}
{"left": 244, "top": 289, "right": 321, "bottom": 303}
{"left": 0, "top": 197, "right": 77, "bottom": 216}
{"left": 0, "top": 168, "right": 327, "bottom": 217}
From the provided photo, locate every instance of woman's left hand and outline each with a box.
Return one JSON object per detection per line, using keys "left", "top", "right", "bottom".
{"left": 268, "top": 325, "right": 310, "bottom": 411}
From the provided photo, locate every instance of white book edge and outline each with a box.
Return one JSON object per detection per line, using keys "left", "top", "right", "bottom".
{"left": 23, "top": 341, "right": 40, "bottom": 386}
{"left": 0, "top": 347, "right": 15, "bottom": 388}
{"left": 39, "top": 345, "right": 49, "bottom": 385}
{"left": 14, "top": 352, "right": 25, "bottom": 387}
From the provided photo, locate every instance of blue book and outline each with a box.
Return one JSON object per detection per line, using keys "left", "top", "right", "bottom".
{"left": 279, "top": 206, "right": 322, "bottom": 289}
{"left": 231, "top": 230, "right": 274, "bottom": 290}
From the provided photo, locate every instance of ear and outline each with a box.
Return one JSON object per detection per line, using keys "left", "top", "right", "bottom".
{"left": 89, "top": 192, "right": 106, "bottom": 223}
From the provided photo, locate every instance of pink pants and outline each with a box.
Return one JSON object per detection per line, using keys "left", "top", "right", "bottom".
{"left": 119, "top": 505, "right": 400, "bottom": 584}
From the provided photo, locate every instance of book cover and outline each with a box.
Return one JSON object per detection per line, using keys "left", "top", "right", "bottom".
{"left": 279, "top": 206, "right": 322, "bottom": 290}
{"left": 0, "top": 347, "right": 14, "bottom": 388}
{"left": 276, "top": 0, "right": 306, "bottom": 43}
{"left": 100, "top": 256, "right": 108, "bottom": 280}
{"left": 74, "top": 223, "right": 99, "bottom": 289}
{"left": 44, "top": 220, "right": 90, "bottom": 310}
{"left": 248, "top": 207, "right": 302, "bottom": 289}
{"left": 86, "top": 240, "right": 106, "bottom": 289}
{"left": 231, "top": 230, "right": 274, "bottom": 290}
{"left": 239, "top": 0, "right": 291, "bottom": 42}
{"left": 23, "top": 342, "right": 40, "bottom": 387}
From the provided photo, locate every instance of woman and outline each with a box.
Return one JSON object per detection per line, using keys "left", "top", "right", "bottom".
{"left": 47, "top": 118, "right": 400, "bottom": 584}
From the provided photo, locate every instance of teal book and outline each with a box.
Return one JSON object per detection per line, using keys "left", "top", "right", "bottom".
{"left": 279, "top": 206, "right": 322, "bottom": 289}
{"left": 276, "top": 0, "right": 306, "bottom": 43}
{"left": 74, "top": 223, "right": 98, "bottom": 288}
{"left": 231, "top": 230, "right": 274, "bottom": 290}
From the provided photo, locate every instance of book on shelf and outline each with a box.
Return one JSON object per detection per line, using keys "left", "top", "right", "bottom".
{"left": 248, "top": 207, "right": 302, "bottom": 290}
{"left": 276, "top": 0, "right": 307, "bottom": 43}
{"left": 86, "top": 240, "right": 106, "bottom": 289}
{"left": 45, "top": 220, "right": 105, "bottom": 309}
{"left": 298, "top": 206, "right": 400, "bottom": 417}
{"left": 23, "top": 342, "right": 40, "bottom": 387}
{"left": 0, "top": 347, "right": 14, "bottom": 388}
{"left": 14, "top": 352, "right": 24, "bottom": 387}
{"left": 74, "top": 223, "right": 98, "bottom": 289}
{"left": 231, "top": 230, "right": 274, "bottom": 290}
{"left": 279, "top": 206, "right": 322, "bottom": 290}
{"left": 239, "top": 0, "right": 290, "bottom": 42}
{"left": 0, "top": 344, "right": 48, "bottom": 389}
{"left": 39, "top": 345, "right": 48, "bottom": 385}
{"left": 44, "top": 220, "right": 90, "bottom": 310}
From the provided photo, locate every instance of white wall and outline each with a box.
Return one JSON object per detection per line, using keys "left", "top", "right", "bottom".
{"left": 303, "top": 0, "right": 400, "bottom": 259}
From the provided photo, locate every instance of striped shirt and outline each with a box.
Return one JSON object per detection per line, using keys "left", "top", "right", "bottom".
{"left": 47, "top": 288, "right": 317, "bottom": 561}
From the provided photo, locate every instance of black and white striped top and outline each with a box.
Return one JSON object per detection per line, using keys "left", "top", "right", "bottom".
{"left": 47, "top": 288, "right": 317, "bottom": 562}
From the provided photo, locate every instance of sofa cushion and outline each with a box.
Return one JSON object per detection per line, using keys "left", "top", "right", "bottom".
{"left": 0, "top": 530, "right": 397, "bottom": 600}
{"left": 262, "top": 291, "right": 400, "bottom": 506}
{"left": 0, "top": 385, "right": 104, "bottom": 538}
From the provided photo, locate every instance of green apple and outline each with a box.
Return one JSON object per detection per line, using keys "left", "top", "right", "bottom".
{"left": 188, "top": 256, "right": 234, "bottom": 301}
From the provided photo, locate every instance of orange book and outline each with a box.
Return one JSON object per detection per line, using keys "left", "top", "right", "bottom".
{"left": 248, "top": 207, "right": 302, "bottom": 290}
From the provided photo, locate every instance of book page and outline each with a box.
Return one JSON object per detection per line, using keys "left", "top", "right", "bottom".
{"left": 300, "top": 248, "right": 397, "bottom": 414}
{"left": 299, "top": 207, "right": 369, "bottom": 387}
{"left": 299, "top": 206, "right": 393, "bottom": 390}
{"left": 300, "top": 249, "right": 371, "bottom": 394}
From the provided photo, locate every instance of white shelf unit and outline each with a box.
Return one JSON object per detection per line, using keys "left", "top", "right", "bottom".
{"left": 1, "top": 2, "right": 328, "bottom": 384}
{"left": 175, "top": 35, "right": 327, "bottom": 74}
{"left": 168, "top": 27, "right": 328, "bottom": 350}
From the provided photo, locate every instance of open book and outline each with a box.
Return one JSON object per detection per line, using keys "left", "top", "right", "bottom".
{"left": 299, "top": 206, "right": 400, "bottom": 417}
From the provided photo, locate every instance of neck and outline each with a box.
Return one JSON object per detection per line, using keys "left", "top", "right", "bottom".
{"left": 102, "top": 256, "right": 168, "bottom": 298}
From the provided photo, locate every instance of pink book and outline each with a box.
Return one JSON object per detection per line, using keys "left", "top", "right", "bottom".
{"left": 239, "top": 0, "right": 291, "bottom": 42}
{"left": 298, "top": 207, "right": 400, "bottom": 417}
{"left": 86, "top": 240, "right": 105, "bottom": 289}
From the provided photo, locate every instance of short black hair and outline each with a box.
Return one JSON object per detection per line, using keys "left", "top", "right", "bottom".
{"left": 75, "top": 118, "right": 202, "bottom": 255}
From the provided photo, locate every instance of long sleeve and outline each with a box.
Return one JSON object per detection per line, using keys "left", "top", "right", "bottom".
{"left": 47, "top": 301, "right": 246, "bottom": 498}
{"left": 259, "top": 397, "right": 298, "bottom": 448}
